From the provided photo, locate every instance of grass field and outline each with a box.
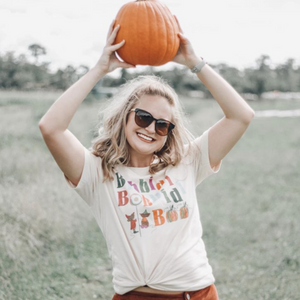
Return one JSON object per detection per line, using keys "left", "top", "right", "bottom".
{"left": 0, "top": 90, "right": 299, "bottom": 300}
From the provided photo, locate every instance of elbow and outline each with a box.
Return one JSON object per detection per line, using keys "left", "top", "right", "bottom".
{"left": 38, "top": 119, "right": 44, "bottom": 131}
{"left": 242, "top": 112, "right": 255, "bottom": 125}
{"left": 38, "top": 116, "right": 67, "bottom": 136}
{"left": 38, "top": 118, "right": 53, "bottom": 136}
{"left": 38, "top": 119, "right": 65, "bottom": 136}
{"left": 227, "top": 109, "right": 255, "bottom": 124}
{"left": 38, "top": 121, "right": 47, "bottom": 136}
{"left": 241, "top": 96, "right": 256, "bottom": 123}
{"left": 241, "top": 105, "right": 256, "bottom": 124}
{"left": 246, "top": 109, "right": 256, "bottom": 123}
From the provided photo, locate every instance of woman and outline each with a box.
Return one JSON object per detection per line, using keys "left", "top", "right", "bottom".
{"left": 39, "top": 18, "right": 255, "bottom": 300}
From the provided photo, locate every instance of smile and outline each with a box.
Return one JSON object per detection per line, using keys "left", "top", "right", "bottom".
{"left": 137, "top": 132, "right": 155, "bottom": 142}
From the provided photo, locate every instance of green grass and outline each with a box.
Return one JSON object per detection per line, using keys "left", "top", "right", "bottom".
{"left": 0, "top": 91, "right": 299, "bottom": 300}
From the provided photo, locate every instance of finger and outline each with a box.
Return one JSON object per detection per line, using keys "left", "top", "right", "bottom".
{"left": 107, "top": 24, "right": 120, "bottom": 45}
{"left": 173, "top": 15, "right": 184, "bottom": 34}
{"left": 119, "top": 62, "right": 136, "bottom": 69}
{"left": 106, "top": 19, "right": 116, "bottom": 41}
{"left": 177, "top": 32, "right": 189, "bottom": 44}
{"left": 107, "top": 39, "right": 125, "bottom": 52}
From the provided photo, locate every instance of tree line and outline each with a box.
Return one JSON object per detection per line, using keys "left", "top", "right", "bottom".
{"left": 1, "top": 44, "right": 300, "bottom": 98}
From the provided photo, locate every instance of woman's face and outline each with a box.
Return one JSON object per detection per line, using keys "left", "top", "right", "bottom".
{"left": 125, "top": 94, "right": 173, "bottom": 167}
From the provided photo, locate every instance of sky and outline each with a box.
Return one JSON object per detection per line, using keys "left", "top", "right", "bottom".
{"left": 1, "top": 0, "right": 299, "bottom": 74}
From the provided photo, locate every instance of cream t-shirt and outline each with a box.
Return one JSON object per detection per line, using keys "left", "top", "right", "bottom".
{"left": 64, "top": 128, "right": 222, "bottom": 295}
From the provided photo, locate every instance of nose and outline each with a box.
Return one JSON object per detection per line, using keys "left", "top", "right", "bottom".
{"left": 145, "top": 120, "right": 156, "bottom": 134}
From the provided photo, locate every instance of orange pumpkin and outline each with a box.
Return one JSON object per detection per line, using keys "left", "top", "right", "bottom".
{"left": 180, "top": 202, "right": 189, "bottom": 219}
{"left": 113, "top": 0, "right": 180, "bottom": 66}
{"left": 167, "top": 205, "right": 178, "bottom": 222}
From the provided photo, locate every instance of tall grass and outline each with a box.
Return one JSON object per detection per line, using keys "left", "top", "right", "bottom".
{"left": 0, "top": 91, "right": 299, "bottom": 299}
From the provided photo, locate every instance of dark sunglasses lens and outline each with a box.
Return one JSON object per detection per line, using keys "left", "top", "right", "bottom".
{"left": 135, "top": 110, "right": 153, "bottom": 127}
{"left": 156, "top": 120, "right": 170, "bottom": 136}
{"left": 134, "top": 109, "right": 174, "bottom": 136}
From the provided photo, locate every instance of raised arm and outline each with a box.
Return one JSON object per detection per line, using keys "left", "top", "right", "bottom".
{"left": 39, "top": 20, "right": 135, "bottom": 187}
{"left": 172, "top": 16, "right": 255, "bottom": 170}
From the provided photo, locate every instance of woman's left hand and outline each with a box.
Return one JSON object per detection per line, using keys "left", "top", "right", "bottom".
{"left": 172, "top": 16, "right": 202, "bottom": 69}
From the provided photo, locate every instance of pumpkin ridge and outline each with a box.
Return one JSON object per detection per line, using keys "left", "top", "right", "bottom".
{"left": 127, "top": 2, "right": 140, "bottom": 64}
{"left": 148, "top": 1, "right": 165, "bottom": 65}
{"left": 151, "top": 1, "right": 167, "bottom": 65}
{"left": 159, "top": 3, "right": 176, "bottom": 64}
{"left": 168, "top": 12, "right": 179, "bottom": 63}
{"left": 138, "top": 0, "right": 151, "bottom": 65}
{"left": 135, "top": 2, "right": 145, "bottom": 64}
{"left": 114, "top": 4, "right": 131, "bottom": 63}
{"left": 143, "top": 1, "right": 151, "bottom": 64}
{"left": 153, "top": 2, "right": 168, "bottom": 65}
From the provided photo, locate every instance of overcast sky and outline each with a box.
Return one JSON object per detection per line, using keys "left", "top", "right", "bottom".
{"left": 1, "top": 0, "right": 299, "bottom": 74}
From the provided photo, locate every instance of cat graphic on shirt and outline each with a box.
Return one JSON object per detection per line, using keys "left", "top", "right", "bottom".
{"left": 125, "top": 212, "right": 139, "bottom": 234}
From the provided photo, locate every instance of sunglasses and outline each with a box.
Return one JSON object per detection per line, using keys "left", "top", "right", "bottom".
{"left": 129, "top": 108, "right": 175, "bottom": 136}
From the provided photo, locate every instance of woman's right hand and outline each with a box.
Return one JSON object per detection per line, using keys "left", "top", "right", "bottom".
{"left": 94, "top": 20, "right": 136, "bottom": 74}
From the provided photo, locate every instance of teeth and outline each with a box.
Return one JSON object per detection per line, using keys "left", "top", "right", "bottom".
{"left": 137, "top": 133, "right": 153, "bottom": 141}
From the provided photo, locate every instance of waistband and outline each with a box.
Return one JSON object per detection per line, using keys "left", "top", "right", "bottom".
{"left": 117, "top": 284, "right": 215, "bottom": 299}
{"left": 123, "top": 291, "right": 184, "bottom": 298}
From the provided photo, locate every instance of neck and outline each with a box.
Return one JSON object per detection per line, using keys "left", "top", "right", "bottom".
{"left": 128, "top": 154, "right": 155, "bottom": 168}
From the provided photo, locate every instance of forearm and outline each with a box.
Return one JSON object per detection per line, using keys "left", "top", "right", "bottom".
{"left": 39, "top": 67, "right": 106, "bottom": 133}
{"left": 196, "top": 63, "right": 255, "bottom": 122}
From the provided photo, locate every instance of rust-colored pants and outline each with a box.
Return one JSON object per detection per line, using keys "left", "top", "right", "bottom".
{"left": 112, "top": 284, "right": 219, "bottom": 300}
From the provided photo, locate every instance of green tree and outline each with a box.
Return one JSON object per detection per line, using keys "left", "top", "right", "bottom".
{"left": 242, "top": 55, "right": 272, "bottom": 99}
{"left": 255, "top": 55, "right": 271, "bottom": 98}
{"left": 0, "top": 52, "right": 19, "bottom": 89}
{"left": 275, "top": 58, "right": 299, "bottom": 92}
{"left": 28, "top": 44, "right": 47, "bottom": 64}
{"left": 217, "top": 63, "right": 244, "bottom": 93}
{"left": 50, "top": 65, "right": 77, "bottom": 90}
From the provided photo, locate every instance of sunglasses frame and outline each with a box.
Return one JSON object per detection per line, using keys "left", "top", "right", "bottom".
{"left": 129, "top": 108, "right": 175, "bottom": 136}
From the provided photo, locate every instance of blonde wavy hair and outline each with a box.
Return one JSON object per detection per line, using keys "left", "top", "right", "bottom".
{"left": 91, "top": 75, "right": 196, "bottom": 182}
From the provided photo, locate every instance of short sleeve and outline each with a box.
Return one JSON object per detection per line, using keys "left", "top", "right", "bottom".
{"left": 64, "top": 147, "right": 102, "bottom": 206}
{"left": 193, "top": 128, "right": 222, "bottom": 186}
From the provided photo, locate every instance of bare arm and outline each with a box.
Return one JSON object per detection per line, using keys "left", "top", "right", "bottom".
{"left": 39, "top": 20, "right": 135, "bottom": 186}
{"left": 38, "top": 67, "right": 106, "bottom": 187}
{"left": 195, "top": 64, "right": 255, "bottom": 168}
{"left": 173, "top": 16, "right": 255, "bottom": 169}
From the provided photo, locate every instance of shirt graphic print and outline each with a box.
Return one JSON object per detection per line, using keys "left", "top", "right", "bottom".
{"left": 115, "top": 171, "right": 190, "bottom": 237}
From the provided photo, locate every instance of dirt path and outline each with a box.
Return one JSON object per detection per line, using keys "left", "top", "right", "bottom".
{"left": 255, "top": 109, "right": 300, "bottom": 117}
